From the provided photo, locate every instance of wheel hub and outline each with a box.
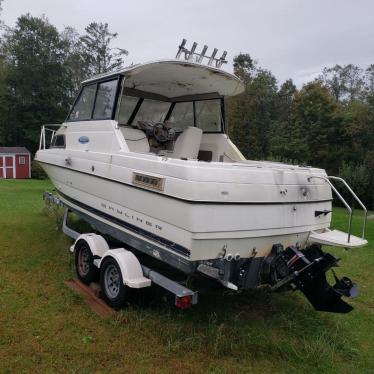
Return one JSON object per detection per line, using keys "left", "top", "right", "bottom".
{"left": 104, "top": 264, "right": 120, "bottom": 298}
{"left": 78, "top": 247, "right": 90, "bottom": 276}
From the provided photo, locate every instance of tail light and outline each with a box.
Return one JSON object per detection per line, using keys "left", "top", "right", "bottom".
{"left": 175, "top": 295, "right": 192, "bottom": 309}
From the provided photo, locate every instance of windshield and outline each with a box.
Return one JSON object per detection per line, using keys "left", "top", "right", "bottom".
{"left": 117, "top": 95, "right": 224, "bottom": 132}
{"left": 169, "top": 99, "right": 222, "bottom": 132}
{"left": 133, "top": 99, "right": 171, "bottom": 123}
{"left": 168, "top": 102, "right": 194, "bottom": 132}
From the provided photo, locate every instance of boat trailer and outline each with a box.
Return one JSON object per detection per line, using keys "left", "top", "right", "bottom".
{"left": 43, "top": 192, "right": 198, "bottom": 310}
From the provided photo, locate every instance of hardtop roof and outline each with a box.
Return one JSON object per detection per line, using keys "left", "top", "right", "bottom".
{"left": 82, "top": 60, "right": 245, "bottom": 98}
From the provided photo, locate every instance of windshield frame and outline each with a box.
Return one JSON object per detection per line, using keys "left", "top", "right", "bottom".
{"left": 119, "top": 88, "right": 226, "bottom": 133}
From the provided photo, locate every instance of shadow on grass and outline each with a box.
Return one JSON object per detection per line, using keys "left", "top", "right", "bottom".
{"left": 106, "top": 281, "right": 358, "bottom": 372}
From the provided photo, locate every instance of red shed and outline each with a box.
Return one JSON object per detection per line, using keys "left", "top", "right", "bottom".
{"left": 0, "top": 147, "right": 31, "bottom": 179}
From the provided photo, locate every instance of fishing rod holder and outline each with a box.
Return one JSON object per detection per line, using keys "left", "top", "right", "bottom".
{"left": 176, "top": 39, "right": 228, "bottom": 68}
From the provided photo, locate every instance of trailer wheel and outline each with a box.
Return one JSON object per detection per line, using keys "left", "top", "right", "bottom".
{"left": 75, "top": 240, "right": 98, "bottom": 284}
{"left": 100, "top": 257, "right": 127, "bottom": 308}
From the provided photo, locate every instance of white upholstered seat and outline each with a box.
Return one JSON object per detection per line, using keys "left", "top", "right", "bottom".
{"left": 120, "top": 127, "right": 150, "bottom": 153}
{"left": 167, "top": 126, "right": 203, "bottom": 159}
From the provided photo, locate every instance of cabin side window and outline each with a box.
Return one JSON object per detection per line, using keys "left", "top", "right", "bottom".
{"left": 50, "top": 134, "right": 66, "bottom": 148}
{"left": 195, "top": 99, "right": 222, "bottom": 132}
{"left": 68, "top": 78, "right": 119, "bottom": 121}
{"left": 69, "top": 84, "right": 96, "bottom": 121}
{"left": 93, "top": 80, "right": 118, "bottom": 119}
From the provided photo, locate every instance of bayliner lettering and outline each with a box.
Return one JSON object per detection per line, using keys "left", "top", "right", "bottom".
{"left": 101, "top": 202, "right": 162, "bottom": 231}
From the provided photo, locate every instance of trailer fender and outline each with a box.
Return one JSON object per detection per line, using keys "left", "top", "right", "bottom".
{"left": 71, "top": 234, "right": 110, "bottom": 258}
{"left": 99, "top": 248, "right": 151, "bottom": 289}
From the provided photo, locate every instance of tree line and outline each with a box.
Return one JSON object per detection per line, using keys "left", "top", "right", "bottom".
{"left": 227, "top": 55, "right": 374, "bottom": 209}
{"left": 0, "top": 13, "right": 372, "bottom": 208}
{"left": 0, "top": 14, "right": 127, "bottom": 153}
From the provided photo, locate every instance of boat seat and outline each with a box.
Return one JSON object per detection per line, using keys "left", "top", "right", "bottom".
{"left": 120, "top": 127, "right": 150, "bottom": 153}
{"left": 165, "top": 126, "right": 203, "bottom": 159}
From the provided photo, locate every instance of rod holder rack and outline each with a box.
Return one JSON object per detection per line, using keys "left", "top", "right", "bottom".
{"left": 176, "top": 39, "right": 228, "bottom": 68}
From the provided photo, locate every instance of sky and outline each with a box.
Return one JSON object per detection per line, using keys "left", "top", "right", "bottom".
{"left": 1, "top": 0, "right": 373, "bottom": 87}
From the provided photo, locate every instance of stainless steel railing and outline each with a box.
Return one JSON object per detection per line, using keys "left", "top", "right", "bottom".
{"left": 308, "top": 175, "right": 368, "bottom": 243}
{"left": 39, "top": 124, "right": 61, "bottom": 150}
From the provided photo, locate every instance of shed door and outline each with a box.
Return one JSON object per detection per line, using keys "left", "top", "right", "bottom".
{"left": 4, "top": 156, "right": 14, "bottom": 179}
{"left": 0, "top": 157, "right": 3, "bottom": 178}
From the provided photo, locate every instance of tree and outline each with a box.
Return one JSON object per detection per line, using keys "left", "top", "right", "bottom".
{"left": 61, "top": 26, "right": 90, "bottom": 97}
{"left": 0, "top": 14, "right": 72, "bottom": 151}
{"left": 275, "top": 79, "right": 297, "bottom": 122}
{"left": 365, "top": 64, "right": 374, "bottom": 93}
{"left": 339, "top": 161, "right": 372, "bottom": 209}
{"left": 341, "top": 99, "right": 374, "bottom": 165}
{"left": 233, "top": 53, "right": 256, "bottom": 84}
{"left": 80, "top": 22, "right": 128, "bottom": 76}
{"left": 292, "top": 81, "right": 343, "bottom": 169}
{"left": 228, "top": 54, "right": 277, "bottom": 159}
{"left": 268, "top": 79, "right": 298, "bottom": 161}
{"left": 268, "top": 81, "right": 343, "bottom": 169}
{"left": 321, "top": 64, "right": 365, "bottom": 102}
{"left": 0, "top": 0, "right": 3, "bottom": 28}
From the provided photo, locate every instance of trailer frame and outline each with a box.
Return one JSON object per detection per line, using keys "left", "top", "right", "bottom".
{"left": 43, "top": 191, "right": 198, "bottom": 308}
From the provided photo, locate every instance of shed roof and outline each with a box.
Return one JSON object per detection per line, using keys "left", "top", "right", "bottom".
{"left": 0, "top": 147, "right": 30, "bottom": 154}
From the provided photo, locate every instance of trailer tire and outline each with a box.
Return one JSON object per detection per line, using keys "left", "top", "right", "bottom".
{"left": 75, "top": 240, "right": 98, "bottom": 284}
{"left": 100, "top": 257, "right": 127, "bottom": 308}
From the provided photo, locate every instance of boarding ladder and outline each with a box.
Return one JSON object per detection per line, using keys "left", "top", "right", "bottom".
{"left": 308, "top": 176, "right": 368, "bottom": 248}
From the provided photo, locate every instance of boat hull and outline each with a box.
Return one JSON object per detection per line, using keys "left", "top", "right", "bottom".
{"left": 39, "top": 160, "right": 332, "bottom": 262}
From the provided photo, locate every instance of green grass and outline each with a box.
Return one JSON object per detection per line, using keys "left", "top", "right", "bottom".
{"left": 0, "top": 179, "right": 373, "bottom": 373}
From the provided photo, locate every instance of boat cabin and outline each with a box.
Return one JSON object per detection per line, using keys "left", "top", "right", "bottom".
{"left": 64, "top": 60, "right": 245, "bottom": 162}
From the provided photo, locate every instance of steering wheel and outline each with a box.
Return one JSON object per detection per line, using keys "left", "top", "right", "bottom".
{"left": 153, "top": 122, "right": 174, "bottom": 143}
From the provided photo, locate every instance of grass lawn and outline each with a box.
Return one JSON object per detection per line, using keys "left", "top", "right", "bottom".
{"left": 0, "top": 179, "right": 373, "bottom": 373}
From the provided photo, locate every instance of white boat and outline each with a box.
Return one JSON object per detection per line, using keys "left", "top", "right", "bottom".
{"left": 36, "top": 41, "right": 368, "bottom": 313}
